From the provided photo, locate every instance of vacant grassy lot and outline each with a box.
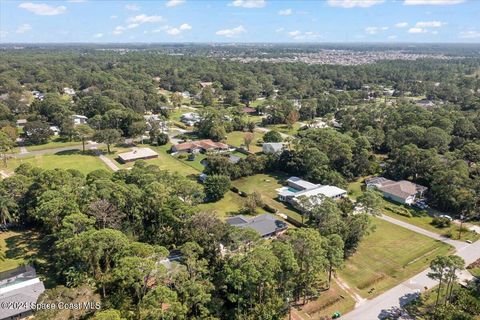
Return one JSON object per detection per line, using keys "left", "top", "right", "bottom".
{"left": 295, "top": 281, "right": 355, "bottom": 320}
{"left": 339, "top": 217, "right": 453, "bottom": 298}
{"left": 6, "top": 151, "right": 109, "bottom": 175}
{"left": 0, "top": 229, "right": 56, "bottom": 288}
{"left": 232, "top": 172, "right": 303, "bottom": 222}
{"left": 225, "top": 131, "right": 264, "bottom": 153}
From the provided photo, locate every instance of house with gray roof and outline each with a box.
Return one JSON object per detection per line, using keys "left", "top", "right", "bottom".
{"left": 277, "top": 176, "right": 347, "bottom": 206}
{"left": 0, "top": 266, "right": 45, "bottom": 320}
{"left": 365, "top": 177, "right": 427, "bottom": 205}
{"left": 226, "top": 214, "right": 288, "bottom": 238}
{"left": 262, "top": 142, "right": 284, "bottom": 154}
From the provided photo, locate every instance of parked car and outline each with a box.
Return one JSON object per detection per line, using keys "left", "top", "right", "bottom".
{"left": 439, "top": 214, "right": 453, "bottom": 221}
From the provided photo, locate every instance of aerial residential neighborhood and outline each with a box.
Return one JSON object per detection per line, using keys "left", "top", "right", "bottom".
{"left": 0, "top": 0, "right": 479, "bottom": 320}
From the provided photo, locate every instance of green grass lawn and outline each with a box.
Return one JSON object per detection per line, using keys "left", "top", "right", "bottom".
{"left": 339, "top": 217, "right": 453, "bottom": 298}
{"left": 168, "top": 107, "right": 199, "bottom": 122}
{"left": 232, "top": 172, "right": 303, "bottom": 222}
{"left": 347, "top": 177, "right": 368, "bottom": 200}
{"left": 197, "top": 191, "right": 249, "bottom": 218}
{"left": 106, "top": 144, "right": 200, "bottom": 177}
{"left": 5, "top": 151, "right": 110, "bottom": 175}
{"left": 296, "top": 281, "right": 356, "bottom": 320}
{"left": 265, "top": 122, "right": 303, "bottom": 136}
{"left": 25, "top": 137, "right": 82, "bottom": 151}
{"left": 225, "top": 131, "right": 264, "bottom": 153}
{"left": 0, "top": 229, "right": 57, "bottom": 288}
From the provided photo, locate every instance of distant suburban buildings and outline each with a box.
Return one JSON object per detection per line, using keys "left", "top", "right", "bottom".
{"left": 16, "top": 119, "right": 27, "bottom": 127}
{"left": 72, "top": 114, "right": 88, "bottom": 126}
{"left": 171, "top": 139, "right": 229, "bottom": 154}
{"left": 63, "top": 87, "right": 76, "bottom": 96}
{"left": 277, "top": 177, "right": 347, "bottom": 206}
{"left": 0, "top": 265, "right": 45, "bottom": 320}
{"left": 117, "top": 148, "right": 159, "bottom": 163}
{"left": 49, "top": 125, "right": 60, "bottom": 136}
{"left": 180, "top": 112, "right": 201, "bottom": 126}
{"left": 226, "top": 214, "right": 288, "bottom": 238}
{"left": 262, "top": 142, "right": 284, "bottom": 154}
{"left": 365, "top": 177, "right": 427, "bottom": 205}
{"left": 31, "top": 90, "right": 44, "bottom": 101}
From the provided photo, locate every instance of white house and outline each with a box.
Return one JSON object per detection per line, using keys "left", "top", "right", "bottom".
{"left": 63, "top": 87, "right": 76, "bottom": 96}
{"left": 277, "top": 177, "right": 347, "bottom": 206}
{"left": 180, "top": 112, "right": 201, "bottom": 126}
{"left": 49, "top": 126, "right": 60, "bottom": 136}
{"left": 72, "top": 114, "right": 88, "bottom": 126}
{"left": 365, "top": 177, "right": 427, "bottom": 205}
{"left": 262, "top": 142, "right": 284, "bottom": 154}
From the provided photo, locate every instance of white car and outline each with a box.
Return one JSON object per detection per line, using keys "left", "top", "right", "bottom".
{"left": 439, "top": 215, "right": 453, "bottom": 221}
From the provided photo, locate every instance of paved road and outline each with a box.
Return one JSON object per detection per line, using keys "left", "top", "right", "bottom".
{"left": 379, "top": 214, "right": 467, "bottom": 250}
{"left": 343, "top": 216, "right": 480, "bottom": 320}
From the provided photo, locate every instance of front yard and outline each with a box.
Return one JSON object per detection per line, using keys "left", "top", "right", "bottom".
{"left": 339, "top": 217, "right": 453, "bottom": 298}
{"left": 225, "top": 131, "right": 264, "bottom": 153}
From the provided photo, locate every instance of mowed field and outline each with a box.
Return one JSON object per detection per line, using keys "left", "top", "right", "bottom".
{"left": 5, "top": 151, "right": 110, "bottom": 175}
{"left": 339, "top": 217, "right": 453, "bottom": 298}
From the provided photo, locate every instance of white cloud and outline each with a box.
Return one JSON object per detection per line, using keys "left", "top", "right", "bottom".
{"left": 288, "top": 30, "right": 301, "bottom": 37}
{"left": 278, "top": 8, "right": 292, "bottom": 16}
{"left": 327, "top": 0, "right": 384, "bottom": 8}
{"left": 18, "top": 2, "right": 67, "bottom": 15}
{"left": 127, "top": 14, "right": 163, "bottom": 24}
{"left": 216, "top": 25, "right": 246, "bottom": 37}
{"left": 459, "top": 30, "right": 480, "bottom": 39}
{"left": 113, "top": 26, "right": 126, "bottom": 35}
{"left": 415, "top": 20, "right": 444, "bottom": 27}
{"left": 364, "top": 26, "right": 388, "bottom": 34}
{"left": 93, "top": 33, "right": 103, "bottom": 38}
{"left": 408, "top": 27, "right": 427, "bottom": 33}
{"left": 152, "top": 26, "right": 170, "bottom": 33}
{"left": 230, "top": 0, "right": 266, "bottom": 8}
{"left": 127, "top": 23, "right": 139, "bottom": 29}
{"left": 287, "top": 30, "right": 321, "bottom": 40}
{"left": 16, "top": 24, "right": 32, "bottom": 34}
{"left": 365, "top": 26, "right": 379, "bottom": 34}
{"left": 67, "top": 0, "right": 87, "bottom": 3}
{"left": 165, "top": 23, "right": 192, "bottom": 36}
{"left": 125, "top": 4, "right": 140, "bottom": 11}
{"left": 166, "top": 0, "right": 185, "bottom": 7}
{"left": 404, "top": 0, "right": 464, "bottom": 5}
{"left": 395, "top": 22, "right": 408, "bottom": 28}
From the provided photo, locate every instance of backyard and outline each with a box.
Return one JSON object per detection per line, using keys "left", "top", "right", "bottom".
{"left": 225, "top": 131, "right": 264, "bottom": 153}
{"left": 232, "top": 172, "right": 304, "bottom": 222}
{"left": 339, "top": 217, "right": 453, "bottom": 298}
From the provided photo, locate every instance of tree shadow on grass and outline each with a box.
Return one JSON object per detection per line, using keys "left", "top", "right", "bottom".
{"left": 4, "top": 229, "right": 58, "bottom": 289}
{"left": 54, "top": 149, "right": 98, "bottom": 157}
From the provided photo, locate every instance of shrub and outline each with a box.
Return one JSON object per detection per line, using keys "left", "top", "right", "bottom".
{"left": 431, "top": 217, "right": 451, "bottom": 228}
{"left": 263, "top": 130, "right": 283, "bottom": 143}
{"left": 156, "top": 133, "right": 169, "bottom": 146}
{"left": 204, "top": 175, "right": 231, "bottom": 201}
{"left": 263, "top": 204, "right": 277, "bottom": 213}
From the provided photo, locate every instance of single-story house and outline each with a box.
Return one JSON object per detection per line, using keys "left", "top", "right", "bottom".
{"left": 117, "top": 148, "right": 159, "bottom": 163}
{"left": 277, "top": 176, "right": 347, "bottom": 206}
{"left": 226, "top": 214, "right": 288, "bottom": 238}
{"left": 171, "top": 139, "right": 229, "bottom": 154}
{"left": 365, "top": 177, "right": 427, "bottom": 205}
{"left": 49, "top": 126, "right": 60, "bottom": 135}
{"left": 72, "top": 114, "right": 88, "bottom": 125}
{"left": 242, "top": 107, "right": 256, "bottom": 114}
{"left": 0, "top": 265, "right": 45, "bottom": 320}
{"left": 262, "top": 142, "right": 284, "bottom": 154}
{"left": 31, "top": 90, "right": 44, "bottom": 100}
{"left": 63, "top": 87, "right": 76, "bottom": 96}
{"left": 16, "top": 119, "right": 27, "bottom": 127}
{"left": 180, "top": 112, "right": 201, "bottom": 126}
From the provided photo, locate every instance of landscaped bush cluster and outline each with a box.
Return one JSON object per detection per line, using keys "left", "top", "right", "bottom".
{"left": 431, "top": 217, "right": 452, "bottom": 228}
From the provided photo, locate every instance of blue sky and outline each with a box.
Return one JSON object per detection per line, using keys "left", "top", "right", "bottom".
{"left": 1, "top": 0, "right": 479, "bottom": 43}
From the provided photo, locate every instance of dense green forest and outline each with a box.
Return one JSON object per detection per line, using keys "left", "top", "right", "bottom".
{"left": 0, "top": 45, "right": 480, "bottom": 319}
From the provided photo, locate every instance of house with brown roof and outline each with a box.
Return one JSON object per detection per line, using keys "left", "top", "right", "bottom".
{"left": 171, "top": 139, "right": 229, "bottom": 154}
{"left": 365, "top": 177, "right": 427, "bottom": 205}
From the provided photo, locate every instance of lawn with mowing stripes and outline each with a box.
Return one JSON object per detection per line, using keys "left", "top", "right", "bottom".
{"left": 339, "top": 217, "right": 453, "bottom": 298}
